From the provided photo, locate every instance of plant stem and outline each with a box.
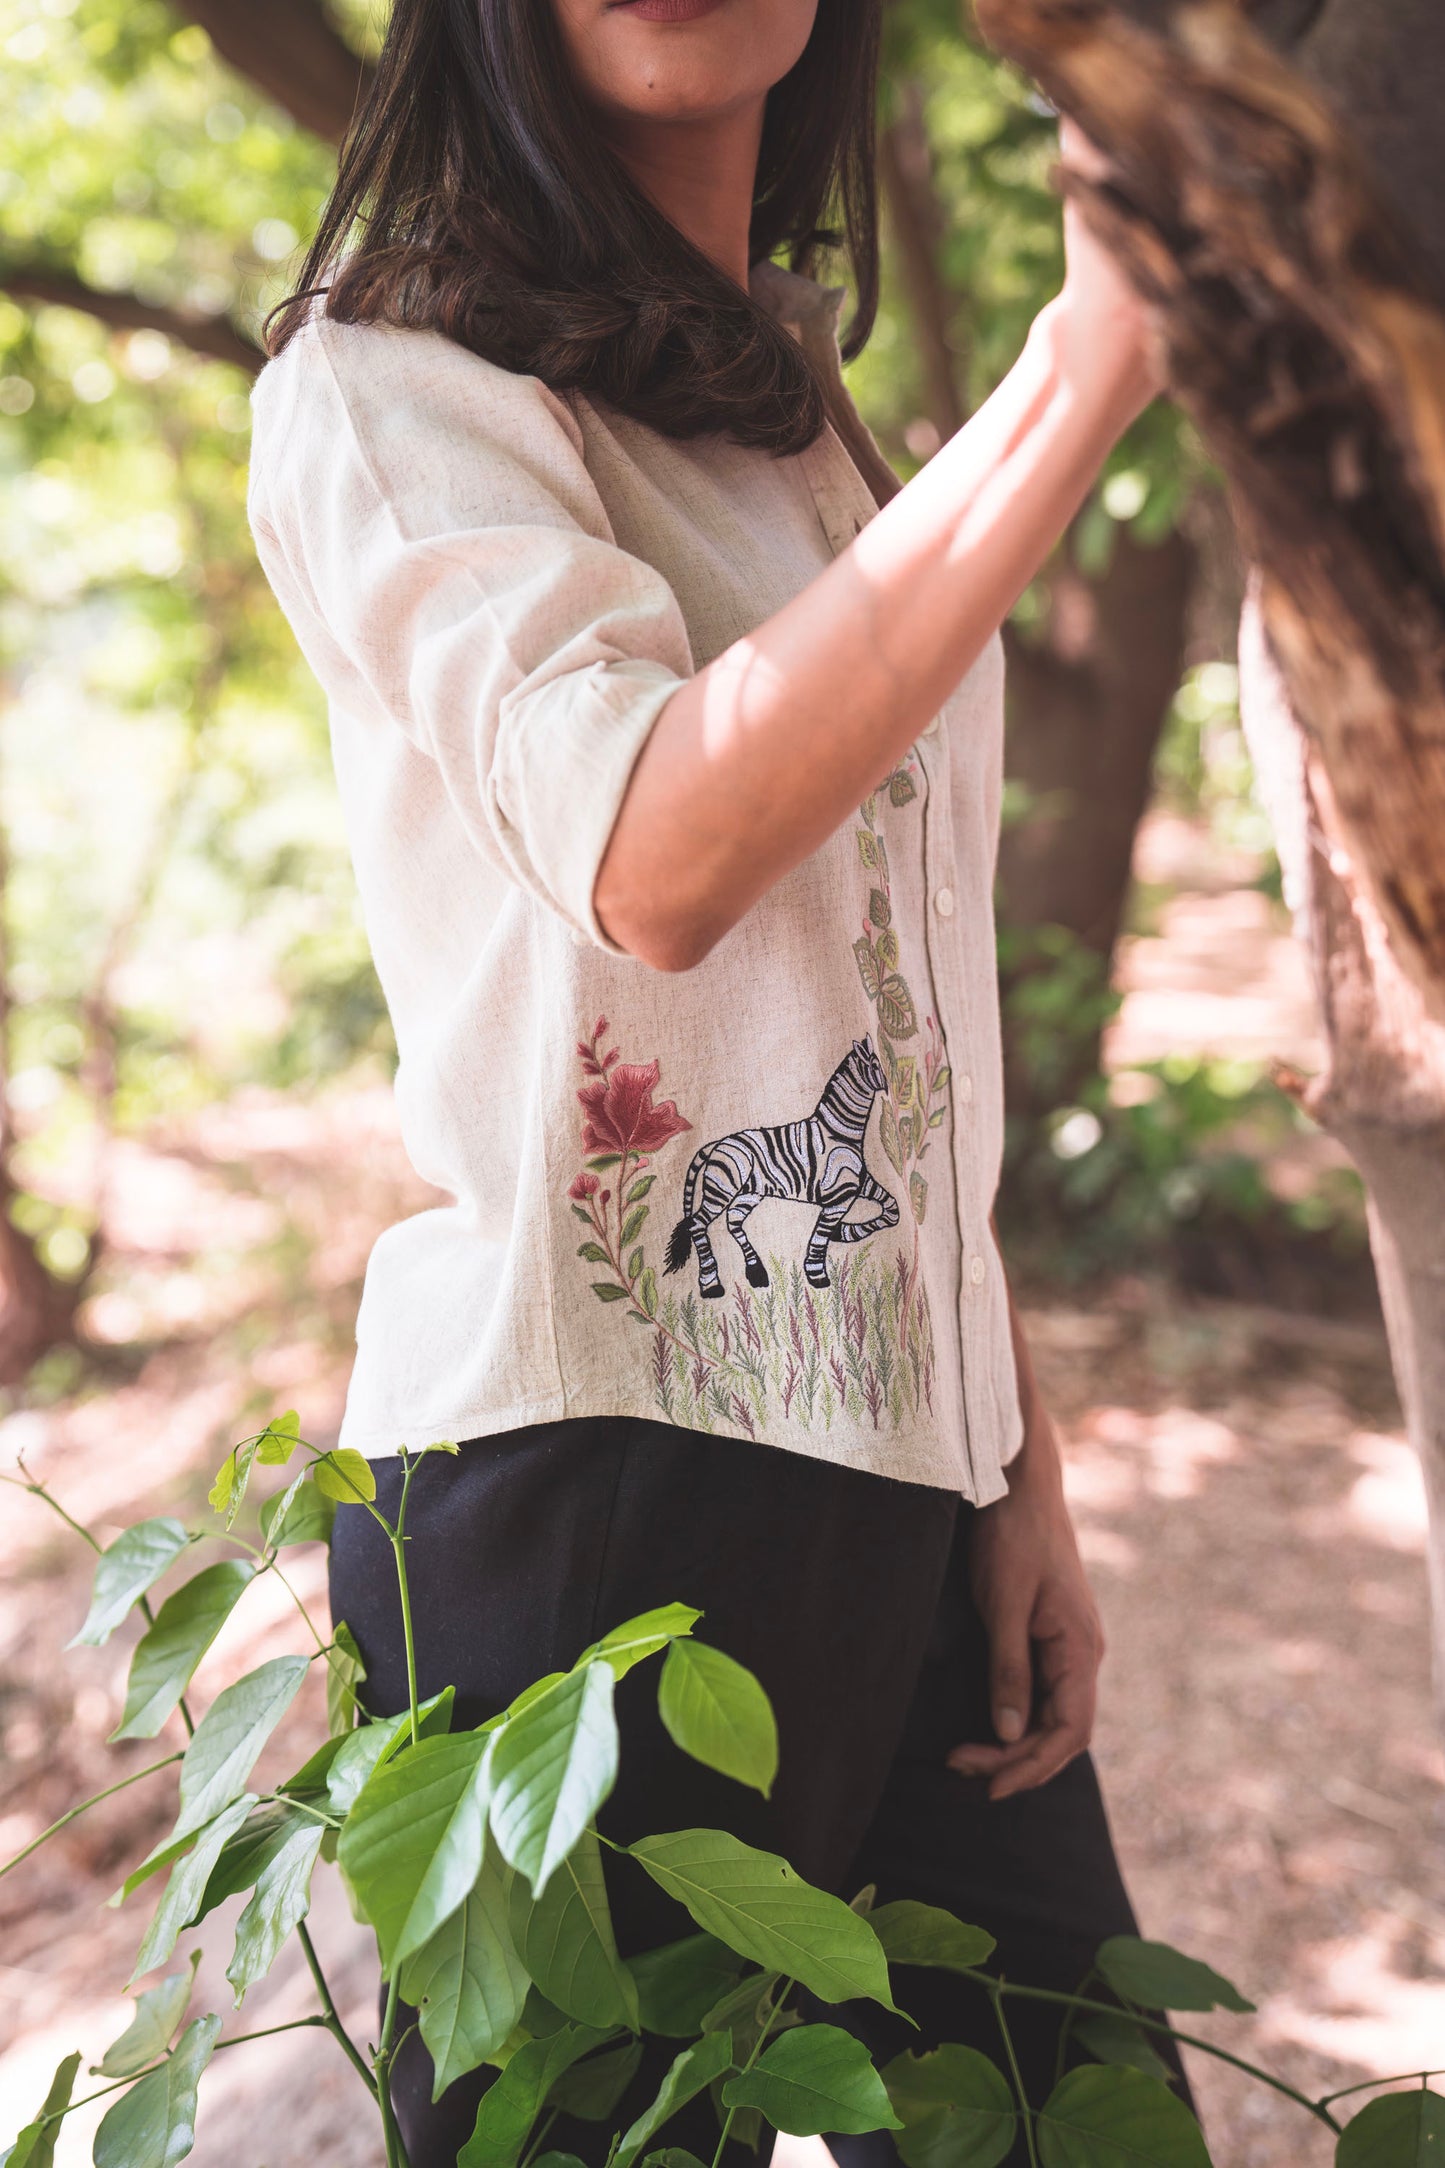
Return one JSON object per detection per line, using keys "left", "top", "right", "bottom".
{"left": 987, "top": 1981, "right": 1039, "bottom": 2168}
{"left": 297, "top": 1921, "right": 377, "bottom": 2099}
{"left": 1318, "top": 2070, "right": 1445, "bottom": 2108}
{"left": 0, "top": 1752, "right": 183, "bottom": 1880}
{"left": 37, "top": 2019, "right": 328, "bottom": 2127}
{"left": 520, "top": 2106, "right": 560, "bottom": 2168}
{"left": 391, "top": 1450, "right": 422, "bottom": 1747}
{"left": 960, "top": 1970, "right": 1342, "bottom": 2133}
{"left": 711, "top": 1976, "right": 793, "bottom": 2168}
{"left": 375, "top": 1971, "right": 409, "bottom": 2168}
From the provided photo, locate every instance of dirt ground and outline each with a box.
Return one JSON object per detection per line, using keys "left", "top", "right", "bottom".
{"left": 1, "top": 820, "right": 1441, "bottom": 2164}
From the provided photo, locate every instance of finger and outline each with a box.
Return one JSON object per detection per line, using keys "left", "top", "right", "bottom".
{"left": 988, "top": 1668, "right": 1096, "bottom": 1801}
{"left": 987, "top": 1598, "right": 1036, "bottom": 1748}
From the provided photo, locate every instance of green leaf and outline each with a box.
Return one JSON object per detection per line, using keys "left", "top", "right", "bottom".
{"left": 626, "top": 1175, "right": 656, "bottom": 1205}
{"left": 68, "top": 1520, "right": 190, "bottom": 1650}
{"left": 869, "top": 1900, "right": 995, "bottom": 1974}
{"left": 621, "top": 1205, "right": 648, "bottom": 1247}
{"left": 879, "top": 1101, "right": 904, "bottom": 1176}
{"left": 312, "top": 1447, "right": 377, "bottom": 1503}
{"left": 657, "top": 1642, "right": 778, "bottom": 1796}
{"left": 548, "top": 2040, "right": 644, "bottom": 2122}
{"left": 577, "top": 1242, "right": 610, "bottom": 1265}
{"left": 626, "top": 1830, "right": 898, "bottom": 2010}
{"left": 853, "top": 937, "right": 882, "bottom": 1000}
{"left": 256, "top": 1410, "right": 301, "bottom": 1462}
{"left": 889, "top": 770, "right": 918, "bottom": 807}
{"left": 1037, "top": 2065, "right": 1210, "bottom": 2168}
{"left": 723, "top": 2024, "right": 901, "bottom": 2138}
{"left": 631, "top": 1933, "right": 746, "bottom": 2037}
{"left": 193, "top": 1800, "right": 318, "bottom": 1924}
{"left": 627, "top": 1246, "right": 645, "bottom": 1280}
{"left": 877, "top": 974, "right": 918, "bottom": 1042}
{"left": 587, "top": 1153, "right": 625, "bottom": 1171}
{"left": 1071, "top": 2013, "right": 1174, "bottom": 2085}
{"left": 226, "top": 1815, "right": 324, "bottom": 2002}
{"left": 591, "top": 1282, "right": 631, "bottom": 1303}
{"left": 132, "top": 1795, "right": 258, "bottom": 1979}
{"left": 488, "top": 1662, "right": 619, "bottom": 1897}
{"left": 614, "top": 2031, "right": 735, "bottom": 2168}
{"left": 639, "top": 2154, "right": 706, "bottom": 2168}
{"left": 457, "top": 2023, "right": 613, "bottom": 2168}
{"left": 637, "top": 1268, "right": 659, "bottom": 1318}
{"left": 323, "top": 1711, "right": 413, "bottom": 1816}
{"left": 259, "top": 1480, "right": 335, "bottom": 1549}
{"left": 579, "top": 1605, "right": 701, "bottom": 1681}
{"left": 869, "top": 886, "right": 892, "bottom": 930}
{"left": 92, "top": 2015, "right": 220, "bottom": 2168}
{"left": 402, "top": 1844, "right": 532, "bottom": 2101}
{"left": 173, "top": 1655, "right": 308, "bottom": 1842}
{"left": 1336, "top": 2089, "right": 1445, "bottom": 2167}
{"left": 98, "top": 1957, "right": 200, "bottom": 2078}
{"left": 910, "top": 1173, "right": 928, "bottom": 1224}
{"left": 857, "top": 827, "right": 878, "bottom": 868}
{"left": 326, "top": 1622, "right": 365, "bottom": 1736}
{"left": 509, "top": 1826, "right": 639, "bottom": 2029}
{"left": 700, "top": 1969, "right": 780, "bottom": 2046}
{"left": 883, "top": 2046, "right": 1016, "bottom": 2168}
{"left": 1095, "top": 1937, "right": 1254, "bottom": 2015}
{"left": 337, "top": 1732, "right": 491, "bottom": 1970}
{"left": 112, "top": 1561, "right": 255, "bottom": 1741}
{"left": 2, "top": 2051, "right": 81, "bottom": 2168}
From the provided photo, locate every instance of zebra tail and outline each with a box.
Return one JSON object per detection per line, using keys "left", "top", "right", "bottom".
{"left": 663, "top": 1214, "right": 692, "bottom": 1276}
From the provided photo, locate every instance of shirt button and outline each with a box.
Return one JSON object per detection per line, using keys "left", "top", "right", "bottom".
{"left": 969, "top": 1254, "right": 986, "bottom": 1288}
{"left": 934, "top": 886, "right": 955, "bottom": 919}
{"left": 958, "top": 1073, "right": 974, "bottom": 1106}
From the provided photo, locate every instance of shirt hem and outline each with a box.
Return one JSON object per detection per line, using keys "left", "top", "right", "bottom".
{"left": 338, "top": 1389, "right": 1011, "bottom": 1506}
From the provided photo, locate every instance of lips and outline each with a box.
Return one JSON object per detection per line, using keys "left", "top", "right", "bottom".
{"left": 607, "top": 0, "right": 729, "bottom": 20}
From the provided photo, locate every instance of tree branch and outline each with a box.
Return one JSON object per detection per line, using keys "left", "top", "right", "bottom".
{"left": 0, "top": 263, "right": 261, "bottom": 374}
{"left": 172, "top": 0, "right": 374, "bottom": 146}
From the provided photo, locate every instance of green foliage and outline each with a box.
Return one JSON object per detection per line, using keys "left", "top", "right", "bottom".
{"left": 113, "top": 1560, "right": 255, "bottom": 1739}
{"left": 7, "top": 1425, "right": 1434, "bottom": 2168}
{"left": 68, "top": 1516, "right": 191, "bottom": 1648}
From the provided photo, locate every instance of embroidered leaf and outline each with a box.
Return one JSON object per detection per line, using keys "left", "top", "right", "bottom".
{"left": 888, "top": 770, "right": 918, "bottom": 808}
{"left": 627, "top": 1249, "right": 644, "bottom": 1281}
{"left": 861, "top": 794, "right": 878, "bottom": 826}
{"left": 571, "top": 1205, "right": 592, "bottom": 1224}
{"left": 893, "top": 1057, "right": 916, "bottom": 1105}
{"left": 876, "top": 975, "right": 917, "bottom": 1041}
{"left": 879, "top": 1103, "right": 904, "bottom": 1177}
{"left": 868, "top": 887, "right": 891, "bottom": 931}
{"left": 586, "top": 1153, "right": 624, "bottom": 1171}
{"left": 875, "top": 834, "right": 890, "bottom": 885}
{"left": 626, "top": 1175, "right": 656, "bottom": 1205}
{"left": 637, "top": 1269, "right": 658, "bottom": 1318}
{"left": 577, "top": 1243, "right": 610, "bottom": 1265}
{"left": 620, "top": 1205, "right": 648, "bottom": 1248}
{"left": 928, "top": 1107, "right": 948, "bottom": 1129}
{"left": 591, "top": 1284, "right": 630, "bottom": 1304}
{"left": 934, "top": 1066, "right": 951, "bottom": 1094}
{"left": 876, "top": 929, "right": 900, "bottom": 973}
{"left": 897, "top": 1114, "right": 913, "bottom": 1162}
{"left": 853, "top": 939, "right": 881, "bottom": 1001}
{"left": 910, "top": 1174, "right": 928, "bottom": 1225}
{"left": 856, "top": 830, "right": 878, "bottom": 871}
{"left": 878, "top": 1037, "right": 897, "bottom": 1089}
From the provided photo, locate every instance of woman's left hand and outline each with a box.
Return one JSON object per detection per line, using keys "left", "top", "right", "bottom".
{"left": 947, "top": 1410, "right": 1104, "bottom": 1802}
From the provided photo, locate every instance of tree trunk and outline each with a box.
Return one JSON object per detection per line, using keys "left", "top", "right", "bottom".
{"left": 175, "top": 0, "right": 373, "bottom": 146}
{"left": 974, "top": 0, "right": 1445, "bottom": 1702}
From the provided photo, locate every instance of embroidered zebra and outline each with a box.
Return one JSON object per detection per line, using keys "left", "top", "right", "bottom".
{"left": 663, "top": 1038, "right": 899, "bottom": 1298}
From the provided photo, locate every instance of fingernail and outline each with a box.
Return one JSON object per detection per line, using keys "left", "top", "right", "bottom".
{"left": 997, "top": 1707, "right": 1024, "bottom": 1743}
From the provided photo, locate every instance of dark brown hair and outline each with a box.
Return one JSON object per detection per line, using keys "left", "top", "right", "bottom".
{"left": 264, "top": 0, "right": 881, "bottom": 455}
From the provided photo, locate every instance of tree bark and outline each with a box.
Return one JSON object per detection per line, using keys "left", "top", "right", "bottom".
{"left": 974, "top": 0, "right": 1445, "bottom": 1702}
{"left": 173, "top": 0, "right": 373, "bottom": 146}
{"left": 0, "top": 264, "right": 260, "bottom": 373}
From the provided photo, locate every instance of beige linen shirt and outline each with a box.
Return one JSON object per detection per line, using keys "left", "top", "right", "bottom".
{"left": 246, "top": 259, "right": 1024, "bottom": 1502}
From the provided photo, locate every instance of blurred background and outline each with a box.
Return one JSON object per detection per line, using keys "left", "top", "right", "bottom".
{"left": 0, "top": 0, "right": 1439, "bottom": 2160}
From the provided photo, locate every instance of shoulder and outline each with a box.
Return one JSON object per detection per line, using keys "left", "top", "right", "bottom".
{"left": 250, "top": 313, "right": 589, "bottom": 490}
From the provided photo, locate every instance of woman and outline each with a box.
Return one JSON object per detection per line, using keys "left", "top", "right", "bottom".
{"left": 248, "top": 0, "right": 1184, "bottom": 2159}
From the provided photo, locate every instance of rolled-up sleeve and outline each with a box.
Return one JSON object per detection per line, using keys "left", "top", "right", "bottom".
{"left": 248, "top": 318, "right": 694, "bottom": 950}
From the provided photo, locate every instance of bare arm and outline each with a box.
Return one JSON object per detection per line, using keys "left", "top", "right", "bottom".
{"left": 596, "top": 149, "right": 1159, "bottom": 970}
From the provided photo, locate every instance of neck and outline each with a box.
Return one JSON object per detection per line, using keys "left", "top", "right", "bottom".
{"left": 596, "top": 97, "right": 764, "bottom": 289}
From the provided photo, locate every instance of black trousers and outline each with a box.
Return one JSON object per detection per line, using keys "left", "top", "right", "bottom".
{"left": 329, "top": 1418, "right": 1194, "bottom": 2166}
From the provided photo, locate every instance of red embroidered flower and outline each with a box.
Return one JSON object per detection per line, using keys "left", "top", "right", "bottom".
{"left": 569, "top": 1172, "right": 600, "bottom": 1200}
{"left": 578, "top": 1060, "right": 692, "bottom": 1158}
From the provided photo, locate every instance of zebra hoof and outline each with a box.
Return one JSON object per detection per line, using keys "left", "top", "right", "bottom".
{"left": 805, "top": 1273, "right": 831, "bottom": 1293}
{"left": 699, "top": 1284, "right": 726, "bottom": 1301}
{"left": 745, "top": 1262, "right": 770, "bottom": 1289}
